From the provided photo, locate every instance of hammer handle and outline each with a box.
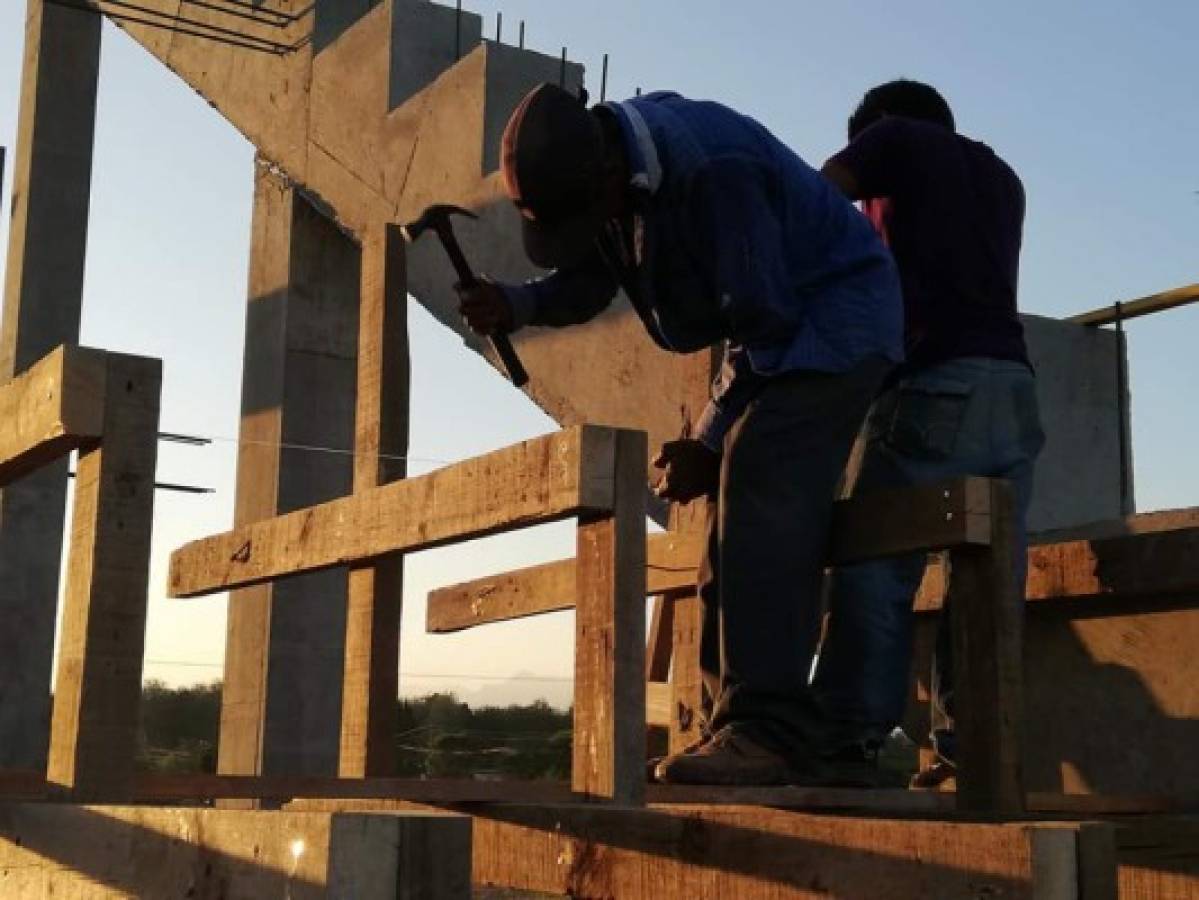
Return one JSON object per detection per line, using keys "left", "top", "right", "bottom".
{"left": 440, "top": 229, "right": 530, "bottom": 388}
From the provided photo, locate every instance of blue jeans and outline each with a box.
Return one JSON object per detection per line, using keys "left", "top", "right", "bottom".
{"left": 812, "top": 357, "right": 1045, "bottom": 759}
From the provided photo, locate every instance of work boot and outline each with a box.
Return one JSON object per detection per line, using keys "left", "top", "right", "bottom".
{"left": 653, "top": 727, "right": 801, "bottom": 785}
{"left": 910, "top": 759, "right": 957, "bottom": 790}
{"left": 817, "top": 742, "right": 887, "bottom": 788}
{"left": 646, "top": 733, "right": 709, "bottom": 781}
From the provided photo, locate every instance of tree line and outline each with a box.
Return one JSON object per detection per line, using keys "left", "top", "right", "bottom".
{"left": 137, "top": 680, "right": 572, "bottom": 780}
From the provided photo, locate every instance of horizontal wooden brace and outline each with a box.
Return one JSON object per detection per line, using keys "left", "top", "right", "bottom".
{"left": 430, "top": 495, "right": 1199, "bottom": 632}
{"left": 427, "top": 479, "right": 993, "bottom": 633}
{"left": 0, "top": 345, "right": 108, "bottom": 486}
{"left": 168, "top": 425, "right": 623, "bottom": 599}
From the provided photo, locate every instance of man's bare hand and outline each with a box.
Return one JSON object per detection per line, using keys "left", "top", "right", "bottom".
{"left": 653, "top": 438, "right": 720, "bottom": 504}
{"left": 456, "top": 278, "right": 514, "bottom": 336}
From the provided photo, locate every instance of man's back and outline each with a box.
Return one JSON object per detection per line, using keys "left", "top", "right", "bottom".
{"left": 829, "top": 116, "right": 1028, "bottom": 375}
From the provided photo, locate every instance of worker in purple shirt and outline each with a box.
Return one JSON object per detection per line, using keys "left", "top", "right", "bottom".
{"left": 458, "top": 83, "right": 903, "bottom": 785}
{"left": 813, "top": 80, "right": 1045, "bottom": 786}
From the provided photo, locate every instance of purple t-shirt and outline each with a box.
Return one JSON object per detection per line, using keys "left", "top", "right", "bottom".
{"left": 830, "top": 117, "right": 1030, "bottom": 376}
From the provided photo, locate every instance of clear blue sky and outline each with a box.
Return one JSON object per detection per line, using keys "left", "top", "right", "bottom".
{"left": 1, "top": 0, "right": 1196, "bottom": 705}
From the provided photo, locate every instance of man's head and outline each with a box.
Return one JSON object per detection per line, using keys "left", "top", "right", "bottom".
{"left": 501, "top": 83, "right": 627, "bottom": 268}
{"left": 848, "top": 79, "right": 955, "bottom": 141}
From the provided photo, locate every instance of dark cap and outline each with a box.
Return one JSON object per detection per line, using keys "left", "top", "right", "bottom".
{"left": 501, "top": 83, "right": 606, "bottom": 268}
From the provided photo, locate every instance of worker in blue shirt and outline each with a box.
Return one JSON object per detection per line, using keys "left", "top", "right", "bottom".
{"left": 458, "top": 83, "right": 903, "bottom": 785}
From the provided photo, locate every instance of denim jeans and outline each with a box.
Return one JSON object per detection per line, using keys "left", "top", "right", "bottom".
{"left": 697, "top": 355, "right": 891, "bottom": 763}
{"left": 812, "top": 356, "right": 1045, "bottom": 759}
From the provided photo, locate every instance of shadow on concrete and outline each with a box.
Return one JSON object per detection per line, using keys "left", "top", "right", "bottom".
{"left": 0, "top": 803, "right": 328, "bottom": 896}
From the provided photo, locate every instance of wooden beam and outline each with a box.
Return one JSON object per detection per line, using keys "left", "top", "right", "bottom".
{"left": 917, "top": 521, "right": 1199, "bottom": 612}
{"left": 1067, "top": 283, "right": 1199, "bottom": 327}
{"left": 169, "top": 425, "right": 620, "bottom": 599}
{"left": 573, "top": 429, "right": 647, "bottom": 804}
{"left": 827, "top": 477, "right": 992, "bottom": 565}
{"left": 293, "top": 800, "right": 1103, "bottom": 899}
{"left": 669, "top": 593, "right": 704, "bottom": 753}
{"left": 25, "top": 774, "right": 1181, "bottom": 816}
{"left": 46, "top": 353, "right": 161, "bottom": 801}
{"left": 0, "top": 802, "right": 470, "bottom": 898}
{"left": 433, "top": 503, "right": 1199, "bottom": 629}
{"left": 427, "top": 479, "right": 990, "bottom": 634}
{"left": 645, "top": 594, "right": 675, "bottom": 683}
{"left": 646, "top": 681, "right": 671, "bottom": 728}
{"left": 427, "top": 530, "right": 699, "bottom": 633}
{"left": 0, "top": 344, "right": 106, "bottom": 486}
{"left": 340, "top": 223, "right": 409, "bottom": 778}
{"left": 949, "top": 480, "right": 1024, "bottom": 814}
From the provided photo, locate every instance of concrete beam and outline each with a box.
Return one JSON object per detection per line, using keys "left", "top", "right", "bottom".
{"left": 0, "top": 0, "right": 102, "bottom": 771}
{"left": 0, "top": 803, "right": 471, "bottom": 898}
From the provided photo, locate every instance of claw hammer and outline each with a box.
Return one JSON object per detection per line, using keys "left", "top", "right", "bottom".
{"left": 401, "top": 204, "right": 530, "bottom": 387}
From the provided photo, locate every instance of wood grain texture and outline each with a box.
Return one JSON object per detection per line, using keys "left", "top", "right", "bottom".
{"left": 426, "top": 479, "right": 992, "bottom": 634}
{"left": 340, "top": 223, "right": 409, "bottom": 778}
{"left": 949, "top": 480, "right": 1025, "bottom": 814}
{"left": 170, "top": 425, "right": 617, "bottom": 598}
{"left": 46, "top": 353, "right": 160, "bottom": 800}
{"left": 573, "top": 429, "right": 647, "bottom": 804}
{"left": 0, "top": 344, "right": 106, "bottom": 485}
{"left": 0, "top": 802, "right": 470, "bottom": 899}
{"left": 669, "top": 594, "right": 705, "bottom": 754}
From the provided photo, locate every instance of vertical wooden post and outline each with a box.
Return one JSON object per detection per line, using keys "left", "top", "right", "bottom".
{"left": 668, "top": 593, "right": 704, "bottom": 754}
{"left": 340, "top": 224, "right": 410, "bottom": 777}
{"left": 949, "top": 479, "right": 1025, "bottom": 813}
{"left": 665, "top": 500, "right": 707, "bottom": 754}
{"left": 645, "top": 595, "right": 674, "bottom": 683}
{"left": 47, "top": 353, "right": 160, "bottom": 800}
{"left": 574, "top": 429, "right": 647, "bottom": 804}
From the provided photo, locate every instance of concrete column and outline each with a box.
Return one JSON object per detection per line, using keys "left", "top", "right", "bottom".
{"left": 0, "top": 0, "right": 101, "bottom": 770}
{"left": 217, "top": 161, "right": 358, "bottom": 779}
{"left": 339, "top": 225, "right": 409, "bottom": 777}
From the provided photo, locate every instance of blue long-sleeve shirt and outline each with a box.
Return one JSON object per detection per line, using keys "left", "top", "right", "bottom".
{"left": 504, "top": 92, "right": 903, "bottom": 450}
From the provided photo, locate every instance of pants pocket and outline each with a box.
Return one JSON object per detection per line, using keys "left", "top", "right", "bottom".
{"left": 883, "top": 377, "right": 974, "bottom": 461}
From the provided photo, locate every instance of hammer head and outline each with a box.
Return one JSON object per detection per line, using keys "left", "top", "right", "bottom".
{"left": 400, "top": 203, "right": 478, "bottom": 243}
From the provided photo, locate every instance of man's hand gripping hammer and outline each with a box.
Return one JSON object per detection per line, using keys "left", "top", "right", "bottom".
{"left": 401, "top": 204, "right": 530, "bottom": 388}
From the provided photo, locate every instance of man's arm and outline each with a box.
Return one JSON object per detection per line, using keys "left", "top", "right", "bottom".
{"left": 504, "top": 252, "right": 620, "bottom": 329}
{"left": 458, "top": 251, "right": 619, "bottom": 336}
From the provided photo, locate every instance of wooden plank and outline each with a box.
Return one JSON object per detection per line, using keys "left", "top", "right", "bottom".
{"left": 1067, "top": 283, "right": 1199, "bottom": 327}
{"left": 949, "top": 480, "right": 1025, "bottom": 814}
{"left": 0, "top": 803, "right": 470, "bottom": 898}
{"left": 916, "top": 523, "right": 1199, "bottom": 612}
{"left": 340, "top": 223, "right": 409, "bottom": 778}
{"left": 669, "top": 593, "right": 705, "bottom": 753}
{"left": 121, "top": 774, "right": 1192, "bottom": 817}
{"left": 46, "top": 353, "right": 160, "bottom": 801}
{"left": 427, "top": 530, "right": 699, "bottom": 633}
{"left": 0, "top": 344, "right": 106, "bottom": 485}
{"left": 646, "top": 681, "right": 671, "bottom": 728}
{"left": 427, "top": 479, "right": 991, "bottom": 634}
{"left": 645, "top": 594, "right": 675, "bottom": 683}
{"left": 324, "top": 801, "right": 1073, "bottom": 899}
{"left": 828, "top": 477, "right": 992, "bottom": 566}
{"left": 169, "top": 425, "right": 619, "bottom": 599}
{"left": 1115, "top": 817, "right": 1199, "bottom": 900}
{"left": 573, "top": 429, "right": 647, "bottom": 804}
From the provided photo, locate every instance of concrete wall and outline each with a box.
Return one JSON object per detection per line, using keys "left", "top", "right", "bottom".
{"left": 1022, "top": 313, "right": 1132, "bottom": 532}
